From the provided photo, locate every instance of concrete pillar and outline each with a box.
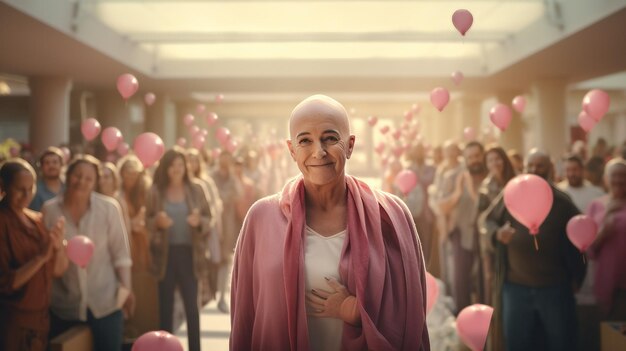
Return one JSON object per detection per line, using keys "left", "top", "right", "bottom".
{"left": 28, "top": 76, "right": 72, "bottom": 155}
{"left": 529, "top": 80, "right": 567, "bottom": 159}
{"left": 495, "top": 91, "right": 525, "bottom": 153}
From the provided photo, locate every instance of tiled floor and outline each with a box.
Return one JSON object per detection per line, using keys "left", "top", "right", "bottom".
{"left": 174, "top": 299, "right": 231, "bottom": 351}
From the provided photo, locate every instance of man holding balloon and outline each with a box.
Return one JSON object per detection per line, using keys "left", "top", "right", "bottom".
{"left": 480, "top": 149, "right": 585, "bottom": 351}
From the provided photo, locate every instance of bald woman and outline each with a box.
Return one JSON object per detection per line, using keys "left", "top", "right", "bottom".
{"left": 230, "top": 95, "right": 430, "bottom": 351}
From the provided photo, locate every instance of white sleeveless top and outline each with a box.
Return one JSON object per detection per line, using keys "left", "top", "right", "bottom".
{"left": 304, "top": 225, "right": 347, "bottom": 351}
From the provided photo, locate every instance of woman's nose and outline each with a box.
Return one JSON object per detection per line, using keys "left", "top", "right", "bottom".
{"left": 313, "top": 142, "right": 327, "bottom": 158}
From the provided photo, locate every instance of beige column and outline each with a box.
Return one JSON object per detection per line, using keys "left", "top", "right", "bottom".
{"left": 145, "top": 94, "right": 176, "bottom": 148}
{"left": 529, "top": 80, "right": 567, "bottom": 159}
{"left": 458, "top": 95, "right": 483, "bottom": 141}
{"left": 28, "top": 76, "right": 72, "bottom": 155}
{"left": 495, "top": 91, "right": 525, "bottom": 153}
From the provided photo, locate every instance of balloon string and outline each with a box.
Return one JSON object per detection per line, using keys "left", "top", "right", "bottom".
{"left": 534, "top": 236, "right": 539, "bottom": 251}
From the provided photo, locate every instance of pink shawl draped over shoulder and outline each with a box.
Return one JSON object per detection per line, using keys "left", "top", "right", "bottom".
{"left": 230, "top": 175, "right": 430, "bottom": 350}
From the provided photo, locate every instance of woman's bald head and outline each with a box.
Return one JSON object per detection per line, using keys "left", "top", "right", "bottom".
{"left": 289, "top": 95, "right": 350, "bottom": 138}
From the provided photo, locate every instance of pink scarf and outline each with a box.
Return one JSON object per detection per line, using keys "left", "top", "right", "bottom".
{"left": 280, "top": 175, "right": 429, "bottom": 350}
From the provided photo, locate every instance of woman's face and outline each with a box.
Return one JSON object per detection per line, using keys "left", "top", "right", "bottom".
{"left": 486, "top": 151, "right": 504, "bottom": 178}
{"left": 6, "top": 170, "right": 34, "bottom": 211}
{"left": 121, "top": 162, "right": 141, "bottom": 190}
{"left": 187, "top": 155, "right": 200, "bottom": 176}
{"left": 167, "top": 156, "right": 186, "bottom": 183}
{"left": 67, "top": 163, "right": 97, "bottom": 196}
{"left": 609, "top": 168, "right": 626, "bottom": 200}
{"left": 99, "top": 168, "right": 116, "bottom": 196}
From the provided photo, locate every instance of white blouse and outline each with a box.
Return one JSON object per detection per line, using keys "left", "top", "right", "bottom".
{"left": 304, "top": 225, "right": 347, "bottom": 351}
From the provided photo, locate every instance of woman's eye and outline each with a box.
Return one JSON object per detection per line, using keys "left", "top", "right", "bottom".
{"left": 324, "top": 136, "right": 339, "bottom": 144}
{"left": 298, "top": 138, "right": 311, "bottom": 145}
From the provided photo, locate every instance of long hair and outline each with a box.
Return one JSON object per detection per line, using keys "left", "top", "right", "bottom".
{"left": 485, "top": 145, "right": 516, "bottom": 185}
{"left": 186, "top": 148, "right": 209, "bottom": 181}
{"left": 153, "top": 146, "right": 192, "bottom": 192}
{"left": 117, "top": 154, "right": 150, "bottom": 211}
{"left": 97, "top": 162, "right": 120, "bottom": 196}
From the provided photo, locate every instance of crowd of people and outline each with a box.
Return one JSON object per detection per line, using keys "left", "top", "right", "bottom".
{"left": 1, "top": 94, "right": 625, "bottom": 350}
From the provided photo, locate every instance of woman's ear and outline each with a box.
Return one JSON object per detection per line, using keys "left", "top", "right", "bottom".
{"left": 346, "top": 135, "right": 356, "bottom": 159}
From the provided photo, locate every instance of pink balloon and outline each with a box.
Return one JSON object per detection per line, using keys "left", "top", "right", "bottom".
{"left": 133, "top": 132, "right": 165, "bottom": 168}
{"left": 578, "top": 110, "right": 597, "bottom": 133}
{"left": 176, "top": 137, "right": 187, "bottom": 147}
{"left": 452, "top": 9, "right": 474, "bottom": 36}
{"left": 504, "top": 174, "right": 553, "bottom": 235}
{"left": 512, "top": 95, "right": 526, "bottom": 113}
{"left": 394, "top": 170, "right": 418, "bottom": 195}
{"left": 226, "top": 139, "right": 239, "bottom": 153}
{"left": 196, "top": 104, "right": 206, "bottom": 114}
{"left": 464, "top": 127, "right": 476, "bottom": 141}
{"left": 200, "top": 129, "right": 208, "bottom": 137}
{"left": 101, "top": 127, "right": 123, "bottom": 152}
{"left": 116, "top": 73, "right": 139, "bottom": 100}
{"left": 367, "top": 116, "right": 378, "bottom": 126}
{"left": 192, "top": 134, "right": 206, "bottom": 150}
{"left": 144, "top": 93, "right": 156, "bottom": 106}
{"left": 183, "top": 114, "right": 195, "bottom": 127}
{"left": 215, "top": 94, "right": 224, "bottom": 104}
{"left": 66, "top": 235, "right": 95, "bottom": 268}
{"left": 567, "top": 215, "right": 598, "bottom": 252}
{"left": 411, "top": 103, "right": 421, "bottom": 114}
{"left": 206, "top": 112, "right": 219, "bottom": 126}
{"left": 582, "top": 89, "right": 610, "bottom": 122}
{"left": 451, "top": 70, "right": 464, "bottom": 86}
{"left": 379, "top": 125, "right": 390, "bottom": 135}
{"left": 404, "top": 111, "right": 413, "bottom": 121}
{"left": 392, "top": 129, "right": 402, "bottom": 140}
{"left": 211, "top": 148, "right": 221, "bottom": 160}
{"left": 456, "top": 304, "right": 494, "bottom": 351}
{"left": 489, "top": 103, "right": 513, "bottom": 131}
{"left": 426, "top": 271, "right": 439, "bottom": 314}
{"left": 81, "top": 118, "right": 101, "bottom": 141}
{"left": 117, "top": 142, "right": 129, "bottom": 156}
{"left": 392, "top": 146, "right": 404, "bottom": 159}
{"left": 216, "top": 127, "right": 231, "bottom": 144}
{"left": 430, "top": 87, "right": 450, "bottom": 112}
{"left": 132, "top": 330, "right": 183, "bottom": 351}
{"left": 189, "top": 126, "right": 200, "bottom": 137}
{"left": 374, "top": 142, "right": 385, "bottom": 155}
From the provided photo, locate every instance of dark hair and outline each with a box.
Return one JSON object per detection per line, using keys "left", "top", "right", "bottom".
{"left": 0, "top": 158, "right": 37, "bottom": 200}
{"left": 464, "top": 141, "right": 485, "bottom": 153}
{"left": 117, "top": 155, "right": 150, "bottom": 211}
{"left": 38, "top": 146, "right": 64, "bottom": 167}
{"left": 153, "top": 146, "right": 192, "bottom": 192}
{"left": 484, "top": 145, "right": 517, "bottom": 185}
{"left": 65, "top": 154, "right": 102, "bottom": 192}
{"left": 564, "top": 154, "right": 585, "bottom": 168}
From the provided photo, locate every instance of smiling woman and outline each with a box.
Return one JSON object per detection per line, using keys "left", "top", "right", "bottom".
{"left": 230, "top": 95, "right": 430, "bottom": 351}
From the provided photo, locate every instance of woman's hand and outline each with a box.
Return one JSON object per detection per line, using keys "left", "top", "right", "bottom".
{"left": 496, "top": 221, "right": 515, "bottom": 244}
{"left": 156, "top": 211, "right": 173, "bottom": 229}
{"left": 50, "top": 216, "right": 66, "bottom": 251}
{"left": 123, "top": 291, "right": 136, "bottom": 319}
{"left": 187, "top": 208, "right": 201, "bottom": 228}
{"left": 306, "top": 277, "right": 351, "bottom": 320}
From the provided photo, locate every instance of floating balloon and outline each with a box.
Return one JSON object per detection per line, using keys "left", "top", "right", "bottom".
{"left": 582, "top": 89, "right": 610, "bottom": 122}
{"left": 216, "top": 127, "right": 231, "bottom": 144}
{"left": 394, "top": 170, "right": 418, "bottom": 195}
{"left": 374, "top": 142, "right": 385, "bottom": 155}
{"left": 578, "top": 111, "right": 597, "bottom": 133}
{"left": 456, "top": 304, "right": 494, "bottom": 351}
{"left": 189, "top": 126, "right": 200, "bottom": 136}
{"left": 200, "top": 129, "right": 208, "bottom": 137}
{"left": 81, "top": 118, "right": 101, "bottom": 141}
{"left": 426, "top": 271, "right": 439, "bottom": 314}
{"left": 463, "top": 127, "right": 476, "bottom": 141}
{"left": 489, "top": 104, "right": 513, "bottom": 131}
{"left": 101, "top": 127, "right": 123, "bottom": 152}
{"left": 411, "top": 103, "right": 421, "bottom": 114}
{"left": 117, "top": 142, "right": 129, "bottom": 156}
{"left": 379, "top": 125, "right": 390, "bottom": 135}
{"left": 133, "top": 132, "right": 165, "bottom": 168}
{"left": 392, "top": 145, "right": 404, "bottom": 158}
{"left": 392, "top": 129, "right": 402, "bottom": 140}
{"left": 226, "top": 139, "right": 239, "bottom": 153}
{"left": 504, "top": 174, "right": 553, "bottom": 237}
{"left": 132, "top": 330, "right": 183, "bottom": 351}
{"left": 192, "top": 134, "right": 206, "bottom": 150}
{"left": 367, "top": 116, "right": 378, "bottom": 127}
{"left": 176, "top": 137, "right": 187, "bottom": 147}
{"left": 567, "top": 215, "right": 598, "bottom": 252}
{"left": 144, "top": 93, "right": 156, "bottom": 106}
{"left": 66, "top": 235, "right": 95, "bottom": 268}
{"left": 196, "top": 104, "right": 206, "bottom": 114}
{"left": 512, "top": 95, "right": 526, "bottom": 113}
{"left": 215, "top": 94, "right": 224, "bottom": 104}
{"left": 452, "top": 9, "right": 473, "bottom": 36}
{"left": 183, "top": 114, "right": 195, "bottom": 127}
{"left": 451, "top": 71, "right": 464, "bottom": 86}
{"left": 116, "top": 73, "right": 139, "bottom": 100}
{"left": 206, "top": 112, "right": 219, "bottom": 126}
{"left": 404, "top": 111, "right": 413, "bottom": 122}
{"left": 430, "top": 87, "right": 450, "bottom": 112}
